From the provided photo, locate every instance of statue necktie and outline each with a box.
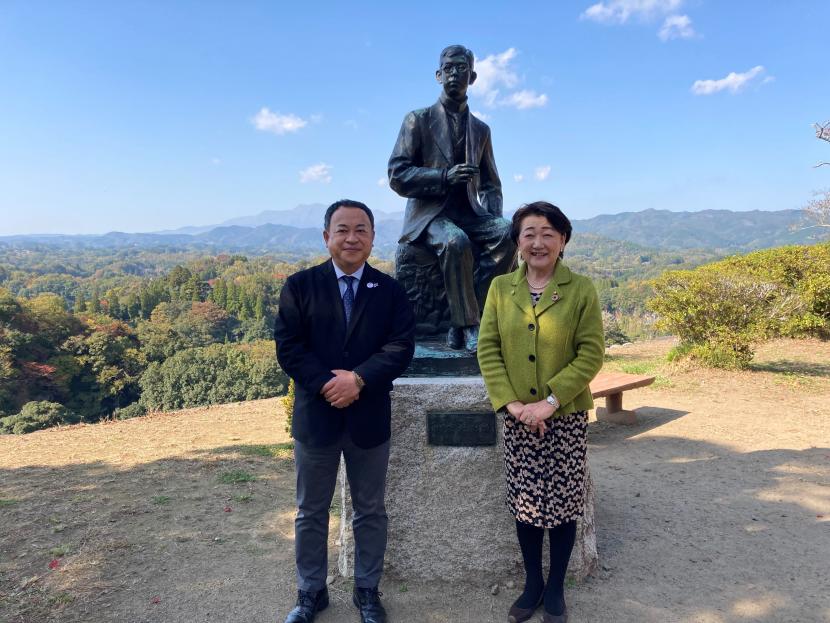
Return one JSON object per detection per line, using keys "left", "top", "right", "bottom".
{"left": 341, "top": 275, "right": 356, "bottom": 326}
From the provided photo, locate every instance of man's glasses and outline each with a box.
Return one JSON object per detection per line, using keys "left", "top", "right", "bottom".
{"left": 441, "top": 63, "right": 469, "bottom": 75}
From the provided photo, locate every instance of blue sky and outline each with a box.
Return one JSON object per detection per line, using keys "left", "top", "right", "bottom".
{"left": 1, "top": 0, "right": 828, "bottom": 235}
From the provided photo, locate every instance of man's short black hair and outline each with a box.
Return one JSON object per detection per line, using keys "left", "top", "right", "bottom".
{"left": 439, "top": 45, "right": 474, "bottom": 70}
{"left": 511, "top": 201, "right": 572, "bottom": 258}
{"left": 324, "top": 199, "right": 375, "bottom": 231}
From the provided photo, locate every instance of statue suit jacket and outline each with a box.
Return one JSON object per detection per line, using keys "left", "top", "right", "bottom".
{"left": 388, "top": 99, "right": 503, "bottom": 244}
{"left": 274, "top": 260, "right": 415, "bottom": 449}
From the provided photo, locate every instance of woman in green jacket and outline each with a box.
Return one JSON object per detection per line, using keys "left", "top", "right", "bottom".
{"left": 478, "top": 201, "right": 604, "bottom": 623}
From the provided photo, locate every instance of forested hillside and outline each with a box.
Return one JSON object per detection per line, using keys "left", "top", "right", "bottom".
{"left": 2, "top": 231, "right": 825, "bottom": 433}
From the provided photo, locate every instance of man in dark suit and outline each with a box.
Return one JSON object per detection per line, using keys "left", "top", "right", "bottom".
{"left": 274, "top": 199, "right": 415, "bottom": 623}
{"left": 388, "top": 44, "right": 514, "bottom": 352}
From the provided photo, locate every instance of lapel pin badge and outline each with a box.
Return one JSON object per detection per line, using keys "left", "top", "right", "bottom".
{"left": 367, "top": 282, "right": 379, "bottom": 289}
{"left": 550, "top": 292, "right": 561, "bottom": 303}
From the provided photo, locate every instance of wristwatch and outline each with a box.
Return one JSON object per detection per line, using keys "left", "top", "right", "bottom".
{"left": 545, "top": 394, "right": 560, "bottom": 410}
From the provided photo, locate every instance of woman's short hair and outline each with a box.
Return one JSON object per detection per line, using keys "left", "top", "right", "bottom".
{"left": 511, "top": 201, "right": 572, "bottom": 259}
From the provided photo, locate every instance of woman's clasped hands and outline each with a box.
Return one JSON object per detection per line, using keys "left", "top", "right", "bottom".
{"left": 505, "top": 399, "right": 556, "bottom": 437}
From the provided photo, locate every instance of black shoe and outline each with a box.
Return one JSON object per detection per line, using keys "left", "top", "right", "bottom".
{"left": 352, "top": 586, "right": 387, "bottom": 623}
{"left": 284, "top": 588, "right": 329, "bottom": 623}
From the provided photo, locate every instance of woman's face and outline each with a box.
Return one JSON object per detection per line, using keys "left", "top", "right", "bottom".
{"left": 518, "top": 214, "right": 566, "bottom": 273}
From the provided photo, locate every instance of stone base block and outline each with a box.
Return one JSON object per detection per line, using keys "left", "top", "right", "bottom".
{"left": 596, "top": 407, "right": 638, "bottom": 425}
{"left": 338, "top": 377, "right": 598, "bottom": 584}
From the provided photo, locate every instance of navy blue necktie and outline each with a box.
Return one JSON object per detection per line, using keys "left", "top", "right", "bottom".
{"left": 341, "top": 275, "right": 356, "bottom": 325}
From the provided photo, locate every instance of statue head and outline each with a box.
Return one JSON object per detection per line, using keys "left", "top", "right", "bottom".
{"left": 435, "top": 45, "right": 476, "bottom": 100}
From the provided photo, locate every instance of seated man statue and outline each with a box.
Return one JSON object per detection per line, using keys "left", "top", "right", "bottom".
{"left": 388, "top": 44, "right": 514, "bottom": 353}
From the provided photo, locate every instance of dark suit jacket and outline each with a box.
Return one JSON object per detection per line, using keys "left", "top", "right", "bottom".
{"left": 388, "top": 99, "right": 503, "bottom": 244}
{"left": 274, "top": 260, "right": 415, "bottom": 449}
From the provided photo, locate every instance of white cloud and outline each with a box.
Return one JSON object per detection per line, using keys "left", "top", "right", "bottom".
{"left": 299, "top": 163, "right": 332, "bottom": 184}
{"left": 691, "top": 66, "right": 768, "bottom": 95}
{"left": 659, "top": 14, "right": 695, "bottom": 40}
{"left": 513, "top": 174, "right": 524, "bottom": 183}
{"left": 469, "top": 48, "right": 520, "bottom": 107}
{"left": 581, "top": 0, "right": 683, "bottom": 23}
{"left": 471, "top": 110, "right": 490, "bottom": 121}
{"left": 211, "top": 158, "right": 221, "bottom": 166}
{"left": 502, "top": 90, "right": 549, "bottom": 109}
{"left": 534, "top": 166, "right": 551, "bottom": 181}
{"left": 252, "top": 108, "right": 307, "bottom": 135}
{"left": 468, "top": 48, "right": 549, "bottom": 111}
{"left": 377, "top": 177, "right": 388, "bottom": 187}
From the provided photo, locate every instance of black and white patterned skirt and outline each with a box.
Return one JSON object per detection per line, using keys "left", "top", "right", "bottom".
{"left": 503, "top": 410, "right": 588, "bottom": 527}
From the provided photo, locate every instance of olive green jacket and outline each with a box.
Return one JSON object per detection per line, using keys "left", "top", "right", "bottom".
{"left": 477, "top": 261, "right": 605, "bottom": 416}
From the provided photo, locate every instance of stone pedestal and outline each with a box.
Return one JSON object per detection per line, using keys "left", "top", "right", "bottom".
{"left": 338, "top": 377, "right": 598, "bottom": 583}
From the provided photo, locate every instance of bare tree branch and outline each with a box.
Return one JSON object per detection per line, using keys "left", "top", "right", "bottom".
{"left": 815, "top": 121, "right": 830, "bottom": 143}
{"left": 803, "top": 188, "right": 830, "bottom": 229}
{"left": 815, "top": 162, "right": 830, "bottom": 168}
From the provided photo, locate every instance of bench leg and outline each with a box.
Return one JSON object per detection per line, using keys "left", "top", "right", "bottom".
{"left": 595, "top": 392, "right": 638, "bottom": 425}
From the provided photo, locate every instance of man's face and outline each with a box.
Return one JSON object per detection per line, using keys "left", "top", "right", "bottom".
{"left": 323, "top": 206, "right": 374, "bottom": 273}
{"left": 435, "top": 53, "right": 476, "bottom": 99}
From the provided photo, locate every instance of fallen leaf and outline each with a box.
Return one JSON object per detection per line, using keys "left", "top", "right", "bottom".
{"left": 48, "top": 559, "right": 60, "bottom": 570}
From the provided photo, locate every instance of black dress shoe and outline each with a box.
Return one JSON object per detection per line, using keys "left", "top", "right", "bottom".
{"left": 352, "top": 586, "right": 387, "bottom": 623}
{"left": 283, "top": 587, "right": 329, "bottom": 623}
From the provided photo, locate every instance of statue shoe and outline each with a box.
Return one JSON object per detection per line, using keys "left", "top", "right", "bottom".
{"left": 463, "top": 324, "right": 479, "bottom": 353}
{"left": 352, "top": 586, "right": 387, "bottom": 623}
{"left": 541, "top": 606, "right": 568, "bottom": 623}
{"left": 283, "top": 587, "right": 329, "bottom": 623}
{"left": 447, "top": 326, "right": 464, "bottom": 350}
{"left": 507, "top": 593, "right": 543, "bottom": 623}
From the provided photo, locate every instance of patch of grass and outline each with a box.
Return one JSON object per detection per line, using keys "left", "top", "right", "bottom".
{"left": 651, "top": 376, "right": 673, "bottom": 389}
{"left": 49, "top": 544, "right": 70, "bottom": 557}
{"left": 218, "top": 470, "right": 257, "bottom": 484}
{"left": 236, "top": 442, "right": 294, "bottom": 459}
{"left": 565, "top": 576, "right": 577, "bottom": 589}
{"left": 398, "top": 584, "right": 408, "bottom": 593}
{"left": 233, "top": 493, "right": 253, "bottom": 503}
{"left": 151, "top": 495, "right": 171, "bottom": 506}
{"left": 48, "top": 592, "right": 75, "bottom": 606}
{"left": 620, "top": 361, "right": 657, "bottom": 375}
{"left": 0, "top": 498, "right": 18, "bottom": 508}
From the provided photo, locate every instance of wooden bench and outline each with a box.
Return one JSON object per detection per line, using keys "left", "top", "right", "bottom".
{"left": 589, "top": 372, "right": 656, "bottom": 425}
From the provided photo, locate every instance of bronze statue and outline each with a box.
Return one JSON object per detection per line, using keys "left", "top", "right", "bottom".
{"left": 389, "top": 45, "right": 515, "bottom": 353}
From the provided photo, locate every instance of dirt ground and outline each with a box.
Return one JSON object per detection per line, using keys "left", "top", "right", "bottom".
{"left": 1, "top": 338, "right": 828, "bottom": 623}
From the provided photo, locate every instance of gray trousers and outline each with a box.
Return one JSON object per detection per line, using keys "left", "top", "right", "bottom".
{"left": 422, "top": 213, "right": 514, "bottom": 327}
{"left": 293, "top": 432, "right": 391, "bottom": 592}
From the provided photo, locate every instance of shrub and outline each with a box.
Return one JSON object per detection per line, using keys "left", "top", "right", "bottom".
{"left": 138, "top": 340, "right": 287, "bottom": 412}
{"left": 0, "top": 401, "right": 80, "bottom": 435}
{"left": 113, "top": 402, "right": 147, "bottom": 420}
{"left": 648, "top": 242, "right": 830, "bottom": 368}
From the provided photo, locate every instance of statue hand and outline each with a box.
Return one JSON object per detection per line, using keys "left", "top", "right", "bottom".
{"left": 446, "top": 164, "right": 478, "bottom": 185}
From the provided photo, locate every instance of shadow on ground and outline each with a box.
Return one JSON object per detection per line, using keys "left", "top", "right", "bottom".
{"left": 2, "top": 420, "right": 828, "bottom": 623}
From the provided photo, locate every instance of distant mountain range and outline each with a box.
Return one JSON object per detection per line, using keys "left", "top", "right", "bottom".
{"left": 1, "top": 207, "right": 818, "bottom": 257}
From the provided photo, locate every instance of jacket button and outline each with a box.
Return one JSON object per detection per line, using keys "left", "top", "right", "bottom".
{"left": 528, "top": 355, "right": 535, "bottom": 362}
{"left": 528, "top": 323, "right": 535, "bottom": 331}
{"left": 530, "top": 388, "right": 537, "bottom": 395}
